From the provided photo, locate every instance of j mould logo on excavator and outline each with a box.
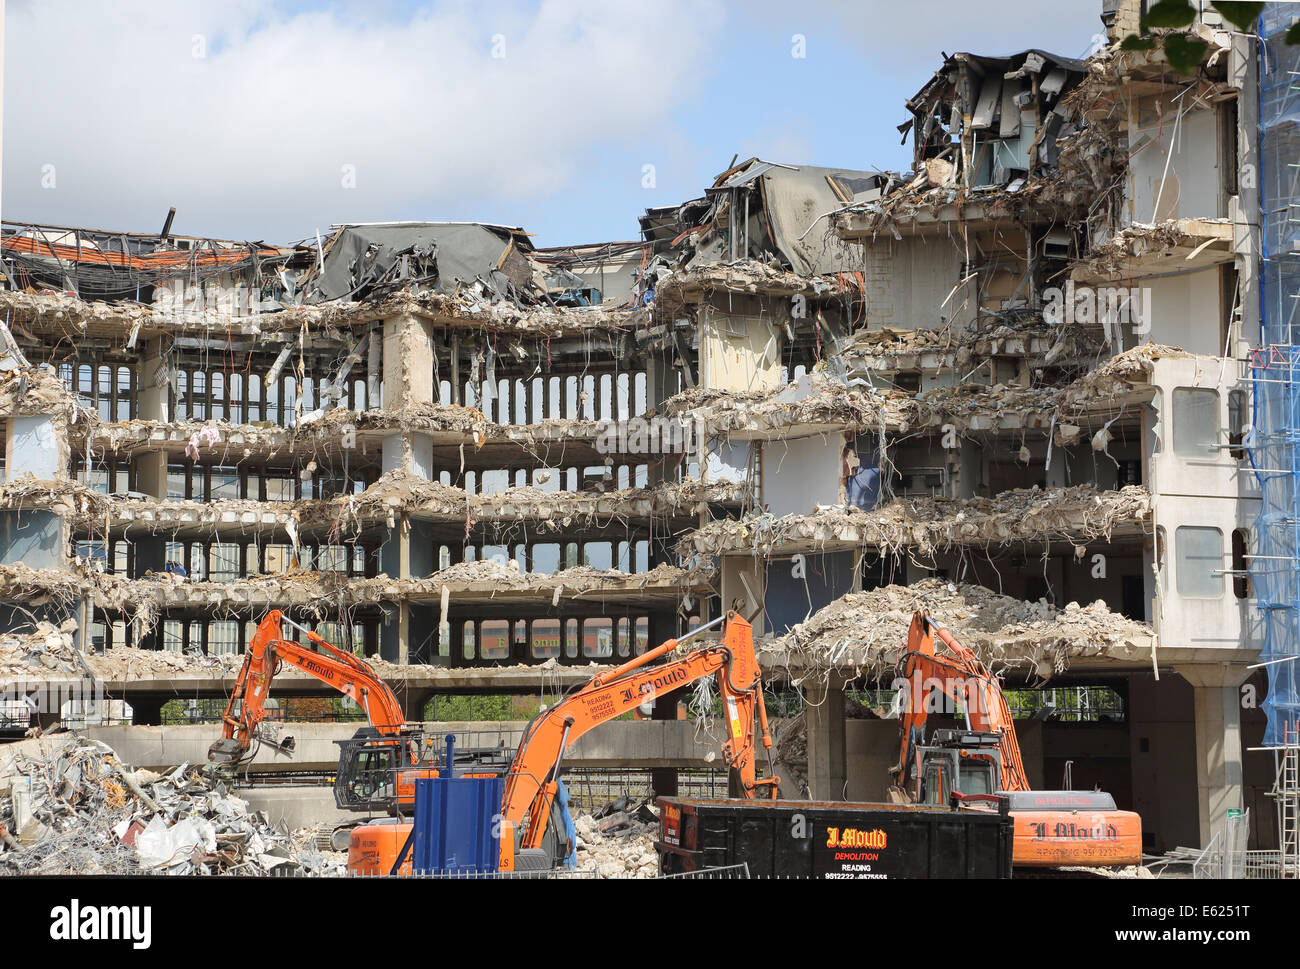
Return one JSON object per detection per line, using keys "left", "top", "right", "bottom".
{"left": 619, "top": 667, "right": 688, "bottom": 705}
{"left": 298, "top": 658, "right": 337, "bottom": 682}
{"left": 1028, "top": 818, "right": 1120, "bottom": 843}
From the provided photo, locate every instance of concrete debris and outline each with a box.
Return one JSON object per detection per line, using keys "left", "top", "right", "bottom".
{"left": 73, "top": 403, "right": 637, "bottom": 465}
{"left": 648, "top": 261, "right": 861, "bottom": 312}
{"left": 572, "top": 810, "right": 659, "bottom": 879}
{"left": 766, "top": 578, "right": 1154, "bottom": 681}
{"left": 665, "top": 374, "right": 910, "bottom": 435}
{"left": 1079, "top": 219, "right": 1234, "bottom": 279}
{"left": 0, "top": 367, "right": 84, "bottom": 421}
{"left": 681, "top": 484, "right": 1151, "bottom": 559}
{"left": 301, "top": 470, "right": 745, "bottom": 539}
{"left": 1065, "top": 342, "right": 1192, "bottom": 399}
{"left": 835, "top": 323, "right": 1108, "bottom": 375}
{"left": 0, "top": 470, "right": 741, "bottom": 552}
{"left": 0, "top": 733, "right": 343, "bottom": 875}
{"left": 0, "top": 621, "right": 88, "bottom": 678}
{"left": 0, "top": 288, "right": 646, "bottom": 347}
{"left": 89, "top": 646, "right": 245, "bottom": 681}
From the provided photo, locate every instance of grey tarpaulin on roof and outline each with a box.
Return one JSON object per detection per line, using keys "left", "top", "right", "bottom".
{"left": 307, "top": 222, "right": 531, "bottom": 302}
{"left": 758, "top": 164, "right": 871, "bottom": 275}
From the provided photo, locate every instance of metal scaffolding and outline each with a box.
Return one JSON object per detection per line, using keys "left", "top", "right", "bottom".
{"left": 1250, "top": 7, "right": 1300, "bottom": 749}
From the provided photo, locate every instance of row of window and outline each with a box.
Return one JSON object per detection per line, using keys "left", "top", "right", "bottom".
{"left": 74, "top": 538, "right": 654, "bottom": 578}
{"left": 88, "top": 614, "right": 658, "bottom": 663}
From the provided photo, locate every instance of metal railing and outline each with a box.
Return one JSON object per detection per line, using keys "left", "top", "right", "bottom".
{"left": 1193, "top": 809, "right": 1252, "bottom": 878}
{"left": 336, "top": 868, "right": 598, "bottom": 879}
{"left": 564, "top": 768, "right": 729, "bottom": 812}
{"left": 656, "top": 864, "right": 751, "bottom": 880}
{"left": 1244, "top": 850, "right": 1285, "bottom": 879}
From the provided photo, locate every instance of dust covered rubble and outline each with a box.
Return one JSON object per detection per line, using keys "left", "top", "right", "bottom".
{"left": 766, "top": 578, "right": 1153, "bottom": 681}
{"left": 0, "top": 733, "right": 343, "bottom": 875}
{"left": 0, "top": 621, "right": 92, "bottom": 678}
{"left": 680, "top": 484, "right": 1151, "bottom": 560}
{"left": 572, "top": 810, "right": 659, "bottom": 879}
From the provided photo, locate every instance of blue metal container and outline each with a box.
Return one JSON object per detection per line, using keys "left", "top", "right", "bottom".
{"left": 412, "top": 776, "right": 503, "bottom": 874}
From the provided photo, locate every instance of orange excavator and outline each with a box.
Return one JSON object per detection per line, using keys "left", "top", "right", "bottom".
{"left": 891, "top": 610, "right": 1142, "bottom": 868}
{"left": 359, "top": 610, "right": 780, "bottom": 873}
{"left": 211, "top": 610, "right": 779, "bottom": 874}
{"left": 495, "top": 609, "right": 779, "bottom": 871}
{"left": 208, "top": 610, "right": 442, "bottom": 815}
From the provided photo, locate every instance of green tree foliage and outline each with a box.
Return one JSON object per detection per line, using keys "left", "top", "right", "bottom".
{"left": 1120, "top": 1, "right": 1280, "bottom": 73}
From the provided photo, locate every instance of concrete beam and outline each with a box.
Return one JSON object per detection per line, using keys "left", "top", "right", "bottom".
{"left": 82, "top": 718, "right": 734, "bottom": 773}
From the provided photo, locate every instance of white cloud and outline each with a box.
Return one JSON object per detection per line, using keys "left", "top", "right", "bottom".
{"left": 2, "top": 0, "right": 726, "bottom": 240}
{"left": 750, "top": 0, "right": 1104, "bottom": 69}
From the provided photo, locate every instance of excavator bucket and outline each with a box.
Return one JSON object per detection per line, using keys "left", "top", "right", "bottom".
{"left": 207, "top": 738, "right": 244, "bottom": 764}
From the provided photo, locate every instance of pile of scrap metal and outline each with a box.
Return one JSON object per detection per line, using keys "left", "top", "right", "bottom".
{"left": 0, "top": 734, "right": 343, "bottom": 875}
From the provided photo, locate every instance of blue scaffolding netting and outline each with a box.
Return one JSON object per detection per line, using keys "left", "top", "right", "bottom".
{"left": 1252, "top": 5, "right": 1300, "bottom": 746}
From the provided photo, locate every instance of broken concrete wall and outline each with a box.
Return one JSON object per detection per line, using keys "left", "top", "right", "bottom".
{"left": 1126, "top": 93, "right": 1226, "bottom": 223}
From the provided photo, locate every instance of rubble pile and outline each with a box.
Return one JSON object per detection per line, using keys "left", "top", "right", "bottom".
{"left": 682, "top": 484, "right": 1151, "bottom": 560}
{"left": 572, "top": 809, "right": 659, "bottom": 879}
{"left": 0, "top": 288, "right": 642, "bottom": 346}
{"left": 303, "top": 470, "right": 745, "bottom": 539}
{"left": 1065, "top": 342, "right": 1192, "bottom": 399}
{"left": 0, "top": 473, "right": 105, "bottom": 520}
{"left": 0, "top": 621, "right": 88, "bottom": 677}
{"left": 772, "top": 715, "right": 809, "bottom": 799}
{"left": 650, "top": 261, "right": 856, "bottom": 311}
{"left": 835, "top": 322, "right": 1108, "bottom": 377}
{"left": 0, "top": 367, "right": 86, "bottom": 423}
{"left": 0, "top": 734, "right": 344, "bottom": 875}
{"left": 1080, "top": 215, "right": 1234, "bottom": 278}
{"left": 89, "top": 645, "right": 245, "bottom": 680}
{"left": 768, "top": 578, "right": 1153, "bottom": 680}
{"left": 666, "top": 376, "right": 909, "bottom": 434}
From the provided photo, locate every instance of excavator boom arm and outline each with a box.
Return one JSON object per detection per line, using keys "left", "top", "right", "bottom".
{"left": 894, "top": 611, "right": 1029, "bottom": 793}
{"left": 502, "top": 612, "right": 778, "bottom": 860}
{"left": 211, "top": 610, "right": 406, "bottom": 763}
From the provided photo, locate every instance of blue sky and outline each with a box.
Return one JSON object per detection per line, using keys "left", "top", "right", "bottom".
{"left": 3, "top": 0, "right": 1106, "bottom": 247}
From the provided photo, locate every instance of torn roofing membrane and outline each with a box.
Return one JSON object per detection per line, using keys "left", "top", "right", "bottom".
{"left": 303, "top": 222, "right": 536, "bottom": 303}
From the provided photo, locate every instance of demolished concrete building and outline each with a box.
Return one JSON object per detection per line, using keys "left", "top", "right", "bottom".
{"left": 0, "top": 0, "right": 1279, "bottom": 860}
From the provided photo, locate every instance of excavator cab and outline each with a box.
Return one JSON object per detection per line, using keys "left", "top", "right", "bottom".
{"left": 917, "top": 730, "right": 1002, "bottom": 806}
{"left": 334, "top": 728, "right": 442, "bottom": 814}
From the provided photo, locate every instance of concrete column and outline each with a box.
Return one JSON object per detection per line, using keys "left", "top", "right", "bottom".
{"left": 805, "top": 676, "right": 847, "bottom": 801}
{"left": 647, "top": 610, "right": 680, "bottom": 799}
{"left": 132, "top": 338, "right": 168, "bottom": 590}
{"left": 379, "top": 312, "right": 436, "bottom": 666}
{"left": 1230, "top": 29, "right": 1260, "bottom": 348}
{"left": 1179, "top": 663, "right": 1250, "bottom": 847}
{"left": 383, "top": 310, "right": 435, "bottom": 412}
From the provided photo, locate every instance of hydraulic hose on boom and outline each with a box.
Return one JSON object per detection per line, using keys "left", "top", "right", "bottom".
{"left": 208, "top": 610, "right": 407, "bottom": 766}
